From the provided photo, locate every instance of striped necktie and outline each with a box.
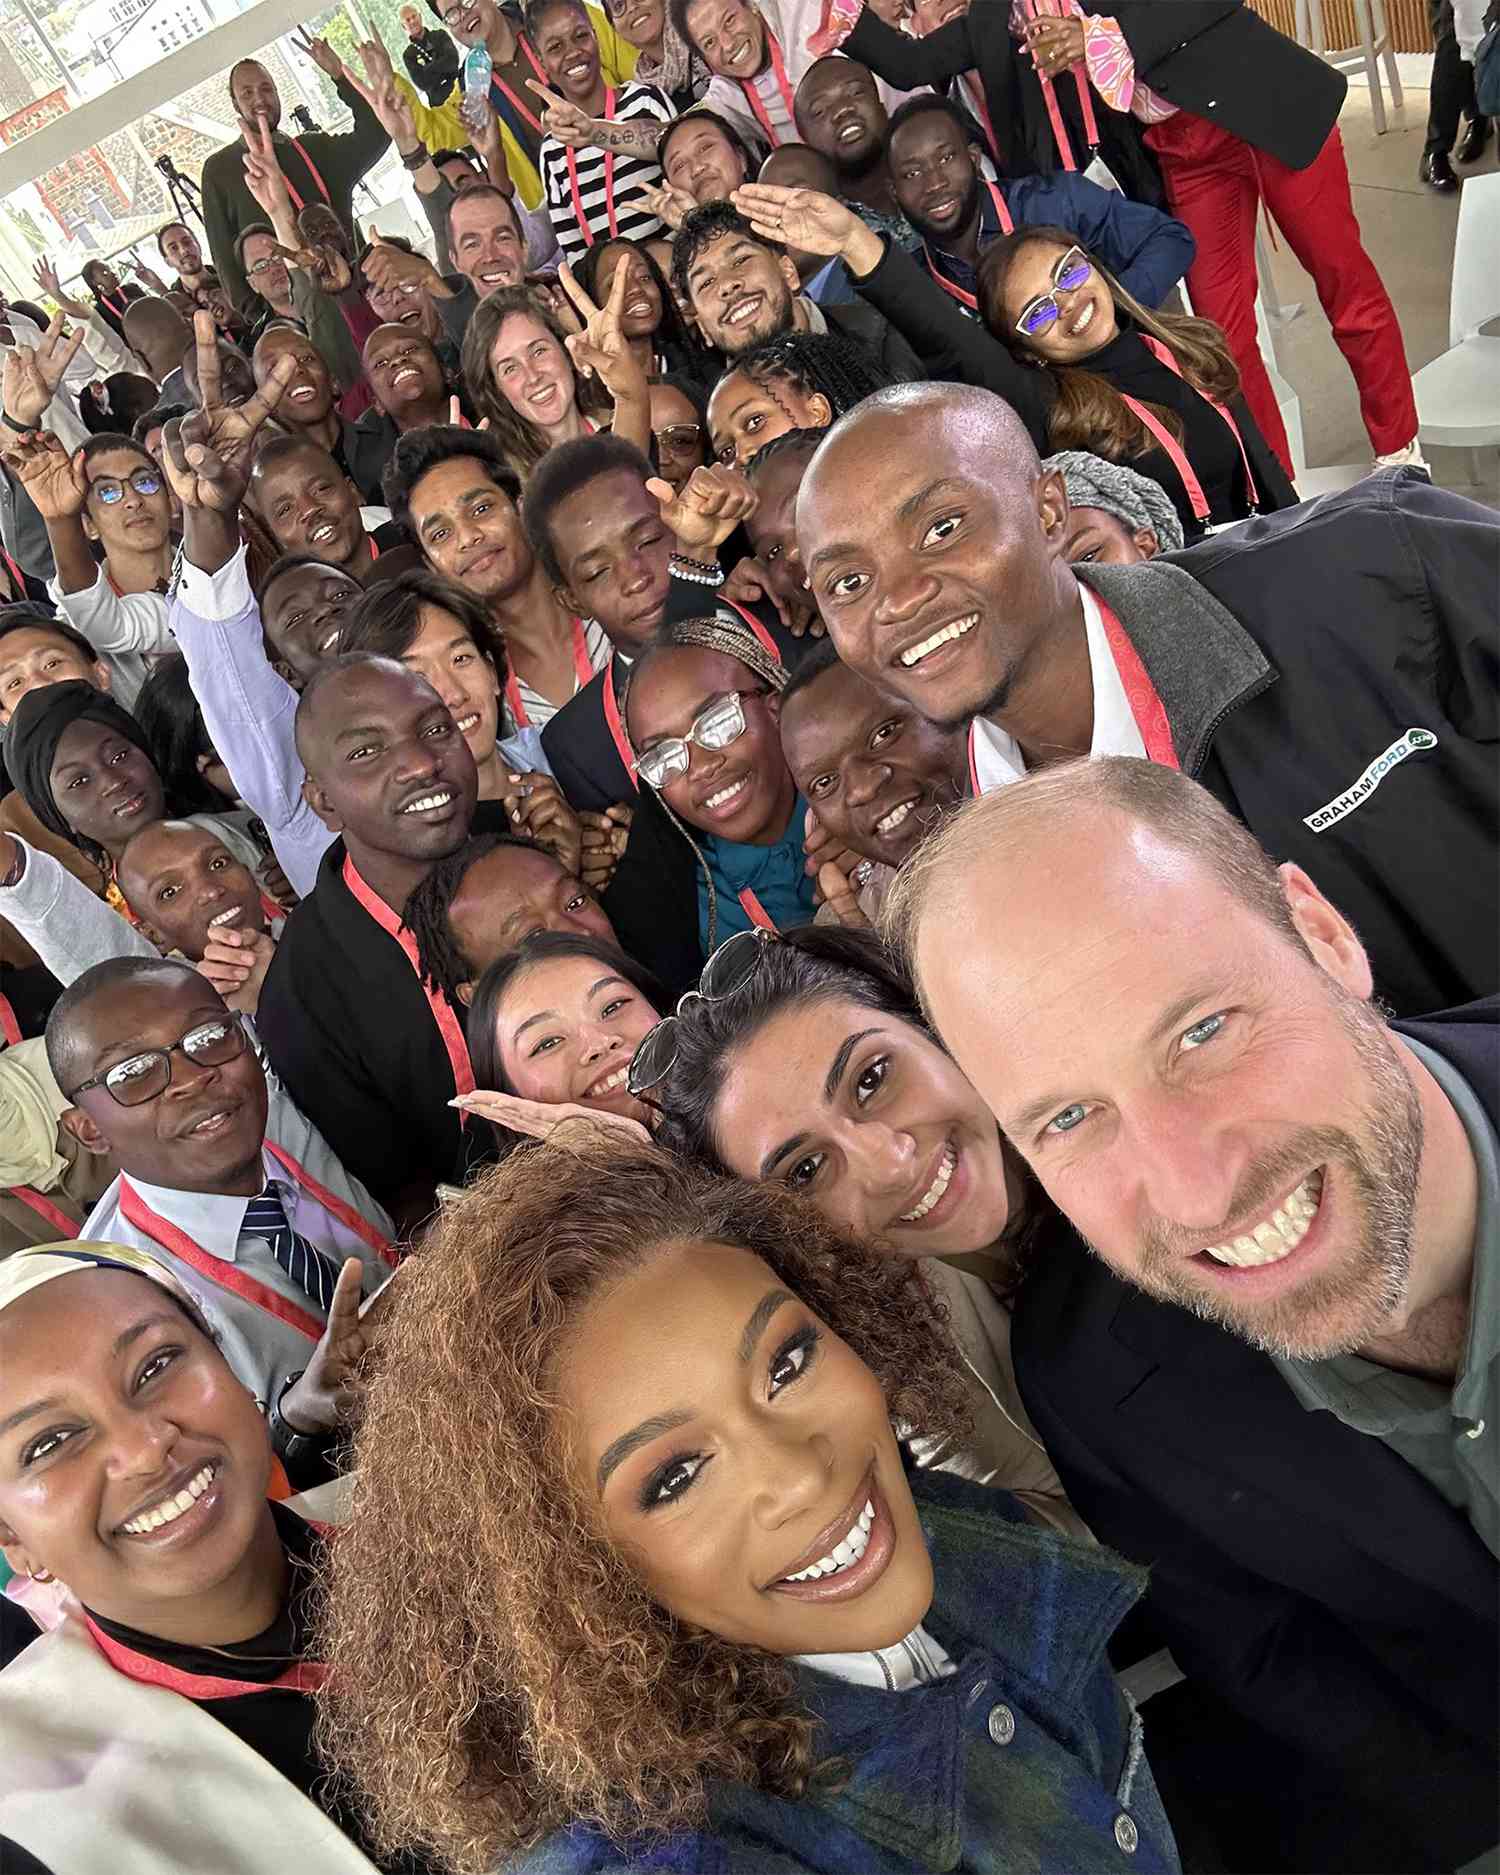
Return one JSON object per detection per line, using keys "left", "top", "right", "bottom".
{"left": 240, "top": 1182, "right": 341, "bottom": 1315}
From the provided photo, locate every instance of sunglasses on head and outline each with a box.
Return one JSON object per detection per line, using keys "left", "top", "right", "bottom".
{"left": 91, "top": 468, "right": 163, "bottom": 504}
{"left": 1014, "top": 247, "right": 1093, "bottom": 339}
{"left": 628, "top": 927, "right": 775, "bottom": 1097}
{"left": 633, "top": 688, "right": 761, "bottom": 790}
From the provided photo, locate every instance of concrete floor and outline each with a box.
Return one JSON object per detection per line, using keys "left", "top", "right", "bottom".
{"left": 1260, "top": 70, "right": 1499, "bottom": 506}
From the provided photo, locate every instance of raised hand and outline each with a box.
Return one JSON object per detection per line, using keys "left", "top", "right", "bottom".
{"left": 816, "top": 857, "right": 875, "bottom": 928}
{"left": 504, "top": 771, "right": 582, "bottom": 876}
{"left": 450, "top": 1088, "right": 652, "bottom": 1144}
{"left": 467, "top": 100, "right": 512, "bottom": 189}
{"left": 647, "top": 461, "right": 757, "bottom": 558}
{"left": 1, "top": 313, "right": 85, "bottom": 427}
{"left": 1022, "top": 12, "right": 1086, "bottom": 74}
{"left": 197, "top": 925, "right": 277, "bottom": 1016}
{"left": 31, "top": 255, "right": 63, "bottom": 303}
{"left": 347, "top": 38, "right": 420, "bottom": 148}
{"left": 242, "top": 115, "right": 294, "bottom": 226}
{"left": 637, "top": 179, "right": 694, "bottom": 233}
{"left": 730, "top": 182, "right": 865, "bottom": 261}
{"left": 578, "top": 802, "right": 630, "bottom": 892}
{"left": 362, "top": 235, "right": 448, "bottom": 302}
{"left": 721, "top": 550, "right": 821, "bottom": 636}
{"left": 525, "top": 78, "right": 596, "bottom": 148}
{"left": 0, "top": 429, "right": 88, "bottom": 522}
{"left": 160, "top": 310, "right": 295, "bottom": 512}
{"left": 559, "top": 260, "right": 646, "bottom": 404}
{"left": 279, "top": 1257, "right": 375, "bottom": 1436}
{"left": 294, "top": 26, "right": 346, "bottom": 81}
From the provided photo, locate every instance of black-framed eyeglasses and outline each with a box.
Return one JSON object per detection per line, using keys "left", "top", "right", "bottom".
{"left": 627, "top": 928, "right": 775, "bottom": 1097}
{"left": 67, "top": 1014, "right": 248, "bottom": 1108}
{"left": 1014, "top": 246, "right": 1092, "bottom": 338}
{"left": 633, "top": 689, "right": 759, "bottom": 789}
{"left": 90, "top": 468, "right": 163, "bottom": 505}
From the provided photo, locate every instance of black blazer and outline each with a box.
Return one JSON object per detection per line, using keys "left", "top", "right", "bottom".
{"left": 1013, "top": 1002, "right": 1499, "bottom": 1874}
{"left": 1100, "top": 1, "right": 1347, "bottom": 170}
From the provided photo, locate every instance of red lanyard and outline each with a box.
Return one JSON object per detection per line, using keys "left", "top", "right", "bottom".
{"left": 966, "top": 589, "right": 1177, "bottom": 789}
{"left": 738, "top": 887, "right": 777, "bottom": 930}
{"left": 961, "top": 71, "right": 1002, "bottom": 167}
{"left": 923, "top": 180, "right": 1013, "bottom": 311}
{"left": 503, "top": 614, "right": 595, "bottom": 729}
{"left": 0, "top": 547, "right": 27, "bottom": 599}
{"left": 718, "top": 596, "right": 782, "bottom": 666}
{"left": 278, "top": 137, "right": 332, "bottom": 214}
{"left": 1120, "top": 334, "right": 1259, "bottom": 526}
{"left": 83, "top": 1611, "right": 329, "bottom": 1700}
{"left": 601, "top": 652, "right": 638, "bottom": 791}
{"left": 565, "top": 89, "right": 618, "bottom": 246}
{"left": 100, "top": 293, "right": 126, "bottom": 321}
{"left": 0, "top": 992, "right": 19, "bottom": 1045}
{"left": 490, "top": 33, "right": 549, "bottom": 136}
{"left": 740, "top": 31, "right": 795, "bottom": 147}
{"left": 118, "top": 1144, "right": 395, "bottom": 1344}
{"left": 9, "top": 1185, "right": 78, "bottom": 1237}
{"left": 341, "top": 853, "right": 474, "bottom": 1103}
{"left": 1021, "top": 0, "right": 1097, "bottom": 172}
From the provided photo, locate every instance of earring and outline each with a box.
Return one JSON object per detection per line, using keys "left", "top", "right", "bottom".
{"left": 27, "top": 1566, "right": 55, "bottom": 1584}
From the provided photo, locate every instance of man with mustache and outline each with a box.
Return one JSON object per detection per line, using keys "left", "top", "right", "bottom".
{"left": 885, "top": 755, "right": 1498, "bottom": 1874}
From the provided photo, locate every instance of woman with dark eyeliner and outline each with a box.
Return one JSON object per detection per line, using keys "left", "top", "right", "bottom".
{"left": 731, "top": 185, "right": 1296, "bottom": 540}
{"left": 317, "top": 1135, "right": 1179, "bottom": 1874}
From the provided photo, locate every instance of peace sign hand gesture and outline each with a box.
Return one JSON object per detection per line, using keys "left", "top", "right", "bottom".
{"left": 279, "top": 1258, "right": 379, "bottom": 1436}
{"left": 1, "top": 313, "right": 85, "bottom": 427}
{"left": 559, "top": 260, "right": 646, "bottom": 404}
{"left": 0, "top": 428, "right": 88, "bottom": 521}
{"left": 293, "top": 27, "right": 346, "bottom": 81}
{"left": 526, "top": 78, "right": 597, "bottom": 149}
{"left": 160, "top": 310, "right": 295, "bottom": 512}
{"left": 242, "top": 114, "right": 294, "bottom": 225}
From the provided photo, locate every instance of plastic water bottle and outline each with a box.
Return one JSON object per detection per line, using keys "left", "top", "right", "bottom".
{"left": 462, "top": 43, "right": 492, "bottom": 125}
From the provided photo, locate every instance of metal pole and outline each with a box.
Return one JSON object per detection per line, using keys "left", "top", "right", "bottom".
{"left": 8, "top": 0, "right": 84, "bottom": 99}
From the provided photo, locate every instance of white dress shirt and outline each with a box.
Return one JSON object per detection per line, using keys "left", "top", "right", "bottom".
{"left": 969, "top": 582, "right": 1148, "bottom": 795}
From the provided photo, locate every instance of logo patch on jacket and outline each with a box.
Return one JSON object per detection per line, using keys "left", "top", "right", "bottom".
{"left": 1303, "top": 727, "right": 1439, "bottom": 832}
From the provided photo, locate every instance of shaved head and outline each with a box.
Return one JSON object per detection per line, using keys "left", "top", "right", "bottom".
{"left": 796, "top": 383, "right": 1076, "bottom": 732}
{"left": 45, "top": 955, "right": 205, "bottom": 1093}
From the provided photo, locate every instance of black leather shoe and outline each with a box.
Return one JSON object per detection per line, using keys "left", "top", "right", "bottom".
{"left": 1421, "top": 149, "right": 1460, "bottom": 192}
{"left": 1454, "top": 115, "right": 1492, "bottom": 164}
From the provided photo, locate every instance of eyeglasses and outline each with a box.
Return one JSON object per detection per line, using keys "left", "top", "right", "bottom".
{"left": 246, "top": 255, "right": 285, "bottom": 277}
{"left": 628, "top": 927, "right": 774, "bottom": 1096}
{"left": 67, "top": 1014, "right": 248, "bottom": 1108}
{"left": 633, "top": 689, "right": 758, "bottom": 790}
{"left": 653, "top": 422, "right": 702, "bottom": 452}
{"left": 90, "top": 468, "right": 163, "bottom": 505}
{"left": 440, "top": 1, "right": 479, "bottom": 23}
{"left": 1013, "top": 246, "right": 1093, "bottom": 338}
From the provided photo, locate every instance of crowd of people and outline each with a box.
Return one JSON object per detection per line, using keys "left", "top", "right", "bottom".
{"left": 0, "top": 0, "right": 1495, "bottom": 1870}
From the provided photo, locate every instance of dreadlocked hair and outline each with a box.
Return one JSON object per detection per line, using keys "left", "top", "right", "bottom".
{"left": 401, "top": 831, "right": 545, "bottom": 1004}
{"left": 977, "top": 226, "right": 1242, "bottom": 463}
{"left": 314, "top": 1131, "right": 975, "bottom": 1871}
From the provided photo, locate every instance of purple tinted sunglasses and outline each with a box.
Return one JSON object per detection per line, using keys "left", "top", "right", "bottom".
{"left": 1014, "top": 247, "right": 1093, "bottom": 338}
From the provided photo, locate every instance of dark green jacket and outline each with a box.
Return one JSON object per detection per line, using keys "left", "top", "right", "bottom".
{"left": 201, "top": 82, "right": 390, "bottom": 312}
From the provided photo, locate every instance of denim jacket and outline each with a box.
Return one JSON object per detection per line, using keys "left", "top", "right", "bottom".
{"left": 525, "top": 1469, "right": 1179, "bottom": 1874}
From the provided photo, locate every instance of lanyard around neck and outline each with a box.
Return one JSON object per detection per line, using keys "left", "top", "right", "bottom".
{"left": 965, "top": 588, "right": 1177, "bottom": 790}
{"left": 277, "top": 136, "right": 333, "bottom": 214}
{"left": 83, "top": 1610, "right": 330, "bottom": 1701}
{"left": 600, "top": 652, "right": 638, "bottom": 791}
{"left": 739, "top": 31, "right": 795, "bottom": 147}
{"left": 923, "top": 180, "right": 1013, "bottom": 310}
{"left": 564, "top": 89, "right": 618, "bottom": 245}
{"left": 489, "top": 32, "right": 548, "bottom": 137}
{"left": 340, "top": 853, "right": 475, "bottom": 1103}
{"left": 9, "top": 1185, "right": 79, "bottom": 1238}
{"left": 1119, "top": 334, "right": 1260, "bottom": 526}
{"left": 503, "top": 613, "right": 595, "bottom": 728}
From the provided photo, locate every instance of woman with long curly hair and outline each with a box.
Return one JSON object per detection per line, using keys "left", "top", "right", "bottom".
{"left": 316, "top": 1133, "right": 1178, "bottom": 1874}
{"left": 730, "top": 183, "right": 1298, "bottom": 539}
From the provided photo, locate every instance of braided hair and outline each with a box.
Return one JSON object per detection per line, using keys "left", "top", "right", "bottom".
{"left": 723, "top": 329, "right": 893, "bottom": 423}
{"left": 401, "top": 832, "right": 543, "bottom": 1005}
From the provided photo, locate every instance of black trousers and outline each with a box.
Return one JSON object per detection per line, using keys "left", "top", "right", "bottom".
{"left": 1426, "top": 0, "right": 1481, "bottom": 151}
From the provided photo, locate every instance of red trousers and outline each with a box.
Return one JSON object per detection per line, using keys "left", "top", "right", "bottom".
{"left": 1145, "top": 117, "right": 1417, "bottom": 468}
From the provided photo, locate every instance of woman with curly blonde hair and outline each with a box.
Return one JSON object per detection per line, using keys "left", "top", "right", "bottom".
{"left": 317, "top": 1133, "right": 1180, "bottom": 1875}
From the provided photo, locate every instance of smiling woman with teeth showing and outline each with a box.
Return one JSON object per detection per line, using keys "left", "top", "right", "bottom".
{"left": 318, "top": 1134, "right": 1179, "bottom": 1875}
{"left": 0, "top": 1244, "right": 415, "bottom": 1873}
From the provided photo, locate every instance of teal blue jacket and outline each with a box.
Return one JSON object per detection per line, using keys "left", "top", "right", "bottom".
{"left": 526, "top": 1469, "right": 1179, "bottom": 1873}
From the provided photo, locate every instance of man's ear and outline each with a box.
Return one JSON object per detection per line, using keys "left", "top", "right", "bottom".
{"left": 456, "top": 979, "right": 475, "bottom": 1007}
{"left": 776, "top": 253, "right": 802, "bottom": 298}
{"left": 301, "top": 773, "right": 344, "bottom": 835}
{"left": 93, "top": 660, "right": 113, "bottom": 695}
{"left": 1279, "top": 862, "right": 1373, "bottom": 999}
{"left": 1036, "top": 466, "right": 1071, "bottom": 555}
{"left": 805, "top": 391, "right": 832, "bottom": 428}
{"left": 1133, "top": 527, "right": 1160, "bottom": 559}
{"left": 60, "top": 1103, "right": 112, "bottom": 1159}
{"left": 552, "top": 580, "right": 582, "bottom": 618}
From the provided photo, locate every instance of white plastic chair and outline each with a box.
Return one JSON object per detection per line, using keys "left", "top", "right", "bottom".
{"left": 1412, "top": 170, "right": 1500, "bottom": 480}
{"left": 1294, "top": 0, "right": 1404, "bottom": 133}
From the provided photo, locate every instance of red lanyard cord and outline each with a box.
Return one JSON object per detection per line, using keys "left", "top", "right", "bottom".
{"left": 564, "top": 88, "right": 618, "bottom": 246}
{"left": 502, "top": 615, "right": 595, "bottom": 729}
{"left": 923, "top": 180, "right": 1013, "bottom": 310}
{"left": 1119, "top": 335, "right": 1260, "bottom": 525}
{"left": 740, "top": 31, "right": 795, "bottom": 147}
{"left": 1021, "top": 0, "right": 1098, "bottom": 172}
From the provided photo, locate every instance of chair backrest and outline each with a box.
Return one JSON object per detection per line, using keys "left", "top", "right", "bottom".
{"left": 1450, "top": 171, "right": 1500, "bottom": 346}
